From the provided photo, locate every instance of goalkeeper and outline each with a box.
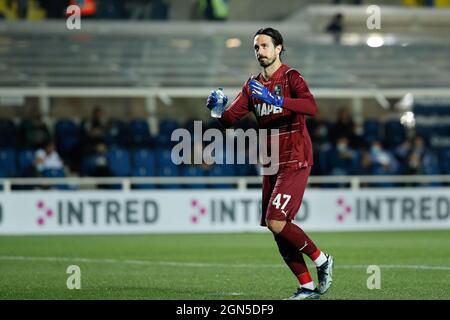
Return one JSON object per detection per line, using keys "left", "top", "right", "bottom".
{"left": 206, "top": 28, "right": 334, "bottom": 300}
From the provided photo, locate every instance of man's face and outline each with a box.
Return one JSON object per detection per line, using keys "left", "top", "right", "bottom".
{"left": 253, "top": 34, "right": 281, "bottom": 67}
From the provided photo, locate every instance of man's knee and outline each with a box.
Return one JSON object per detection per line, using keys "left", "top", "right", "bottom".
{"left": 266, "top": 219, "right": 286, "bottom": 234}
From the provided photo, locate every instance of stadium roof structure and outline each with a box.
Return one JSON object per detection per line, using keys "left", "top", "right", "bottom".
{"left": 0, "top": 15, "right": 449, "bottom": 99}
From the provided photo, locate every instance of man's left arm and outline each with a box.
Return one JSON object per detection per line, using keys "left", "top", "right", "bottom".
{"left": 282, "top": 71, "right": 317, "bottom": 116}
{"left": 248, "top": 71, "right": 317, "bottom": 116}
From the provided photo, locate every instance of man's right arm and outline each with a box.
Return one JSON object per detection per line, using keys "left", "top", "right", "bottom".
{"left": 216, "top": 81, "right": 252, "bottom": 128}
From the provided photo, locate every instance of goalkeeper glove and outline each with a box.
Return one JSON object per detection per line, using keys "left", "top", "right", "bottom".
{"left": 206, "top": 89, "right": 228, "bottom": 114}
{"left": 249, "top": 79, "right": 284, "bottom": 107}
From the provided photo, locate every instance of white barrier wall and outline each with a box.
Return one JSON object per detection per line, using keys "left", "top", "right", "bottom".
{"left": 0, "top": 188, "right": 449, "bottom": 235}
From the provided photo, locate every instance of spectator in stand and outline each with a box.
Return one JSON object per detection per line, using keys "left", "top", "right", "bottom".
{"left": 81, "top": 105, "right": 109, "bottom": 155}
{"left": 307, "top": 112, "right": 332, "bottom": 175}
{"left": 325, "top": 13, "right": 344, "bottom": 44}
{"left": 395, "top": 136, "right": 414, "bottom": 163}
{"left": 355, "top": 151, "right": 373, "bottom": 187}
{"left": 90, "top": 142, "right": 113, "bottom": 189}
{"left": 34, "top": 141, "right": 65, "bottom": 176}
{"left": 370, "top": 140, "right": 399, "bottom": 175}
{"left": 332, "top": 107, "right": 355, "bottom": 143}
{"left": 90, "top": 143, "right": 112, "bottom": 177}
{"left": 395, "top": 135, "right": 429, "bottom": 174}
{"left": 350, "top": 122, "right": 365, "bottom": 149}
{"left": 20, "top": 111, "right": 51, "bottom": 150}
{"left": 308, "top": 112, "right": 330, "bottom": 147}
{"left": 356, "top": 151, "right": 373, "bottom": 174}
{"left": 405, "top": 136, "right": 431, "bottom": 175}
{"left": 330, "top": 136, "right": 356, "bottom": 175}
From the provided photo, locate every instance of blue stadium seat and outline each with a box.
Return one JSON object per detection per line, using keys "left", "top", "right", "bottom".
{"left": 131, "top": 148, "right": 156, "bottom": 171}
{"left": 159, "top": 164, "right": 180, "bottom": 189}
{"left": 439, "top": 149, "right": 450, "bottom": 174}
{"left": 159, "top": 119, "right": 180, "bottom": 134}
{"left": 42, "top": 168, "right": 65, "bottom": 178}
{"left": 208, "top": 164, "right": 236, "bottom": 176}
{"left": 363, "top": 120, "right": 381, "bottom": 144}
{"left": 160, "top": 164, "right": 179, "bottom": 176}
{"left": 420, "top": 153, "right": 442, "bottom": 187}
{"left": 0, "top": 120, "right": 18, "bottom": 148}
{"left": 129, "top": 119, "right": 151, "bottom": 147}
{"left": 18, "top": 149, "right": 35, "bottom": 177}
{"left": 236, "top": 163, "right": 258, "bottom": 176}
{"left": 371, "top": 166, "right": 396, "bottom": 188}
{"left": 183, "top": 119, "right": 196, "bottom": 134}
{"left": 435, "top": 125, "right": 449, "bottom": 135}
{"left": 107, "top": 148, "right": 131, "bottom": 176}
{"left": 330, "top": 149, "right": 351, "bottom": 174}
{"left": 208, "top": 164, "right": 234, "bottom": 189}
{"left": 183, "top": 165, "right": 206, "bottom": 189}
{"left": 106, "top": 119, "right": 129, "bottom": 147}
{"left": 132, "top": 166, "right": 155, "bottom": 177}
{"left": 423, "top": 153, "right": 441, "bottom": 175}
{"left": 54, "top": 119, "right": 80, "bottom": 160}
{"left": 80, "top": 155, "right": 97, "bottom": 176}
{"left": 415, "top": 126, "right": 433, "bottom": 144}
{"left": 156, "top": 131, "right": 174, "bottom": 148}
{"left": 156, "top": 119, "right": 180, "bottom": 147}
{"left": 318, "top": 148, "right": 333, "bottom": 175}
{"left": 0, "top": 149, "right": 17, "bottom": 177}
{"left": 155, "top": 147, "right": 175, "bottom": 168}
{"left": 132, "top": 166, "right": 156, "bottom": 189}
{"left": 384, "top": 120, "right": 406, "bottom": 147}
{"left": 413, "top": 105, "right": 450, "bottom": 116}
{"left": 54, "top": 119, "right": 78, "bottom": 134}
{"left": 42, "top": 168, "right": 69, "bottom": 190}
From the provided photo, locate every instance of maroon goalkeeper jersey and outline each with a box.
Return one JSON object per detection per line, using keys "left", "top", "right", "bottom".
{"left": 218, "top": 64, "right": 317, "bottom": 174}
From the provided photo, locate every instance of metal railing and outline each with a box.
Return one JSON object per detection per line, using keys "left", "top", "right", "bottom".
{"left": 1, "top": 175, "right": 450, "bottom": 193}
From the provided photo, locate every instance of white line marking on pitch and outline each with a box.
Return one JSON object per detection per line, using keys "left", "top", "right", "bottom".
{"left": 0, "top": 256, "right": 449, "bottom": 271}
{"left": 208, "top": 292, "right": 243, "bottom": 296}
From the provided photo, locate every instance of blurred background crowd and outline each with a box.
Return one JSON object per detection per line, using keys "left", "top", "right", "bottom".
{"left": 1, "top": 0, "right": 450, "bottom": 189}
{"left": 0, "top": 0, "right": 448, "bottom": 21}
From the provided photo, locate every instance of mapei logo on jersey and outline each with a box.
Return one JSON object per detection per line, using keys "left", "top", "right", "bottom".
{"left": 255, "top": 86, "right": 283, "bottom": 117}
{"left": 254, "top": 103, "right": 283, "bottom": 117}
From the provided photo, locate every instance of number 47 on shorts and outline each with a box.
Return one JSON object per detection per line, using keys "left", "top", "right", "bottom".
{"left": 272, "top": 193, "right": 291, "bottom": 213}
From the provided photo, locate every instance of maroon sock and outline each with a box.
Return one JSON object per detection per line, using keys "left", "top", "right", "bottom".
{"left": 274, "top": 235, "right": 309, "bottom": 277}
{"left": 278, "top": 221, "right": 319, "bottom": 258}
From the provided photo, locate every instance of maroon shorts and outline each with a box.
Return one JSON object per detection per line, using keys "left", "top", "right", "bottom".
{"left": 260, "top": 166, "right": 311, "bottom": 226}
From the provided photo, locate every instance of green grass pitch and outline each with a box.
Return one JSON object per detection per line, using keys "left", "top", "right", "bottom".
{"left": 0, "top": 230, "right": 449, "bottom": 299}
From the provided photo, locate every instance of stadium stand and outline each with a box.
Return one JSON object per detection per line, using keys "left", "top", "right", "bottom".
{"left": 0, "top": 4, "right": 450, "bottom": 190}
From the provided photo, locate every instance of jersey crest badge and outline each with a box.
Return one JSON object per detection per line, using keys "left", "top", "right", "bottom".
{"left": 274, "top": 84, "right": 282, "bottom": 96}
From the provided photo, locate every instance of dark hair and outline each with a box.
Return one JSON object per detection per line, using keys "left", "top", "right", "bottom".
{"left": 254, "top": 27, "right": 285, "bottom": 57}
